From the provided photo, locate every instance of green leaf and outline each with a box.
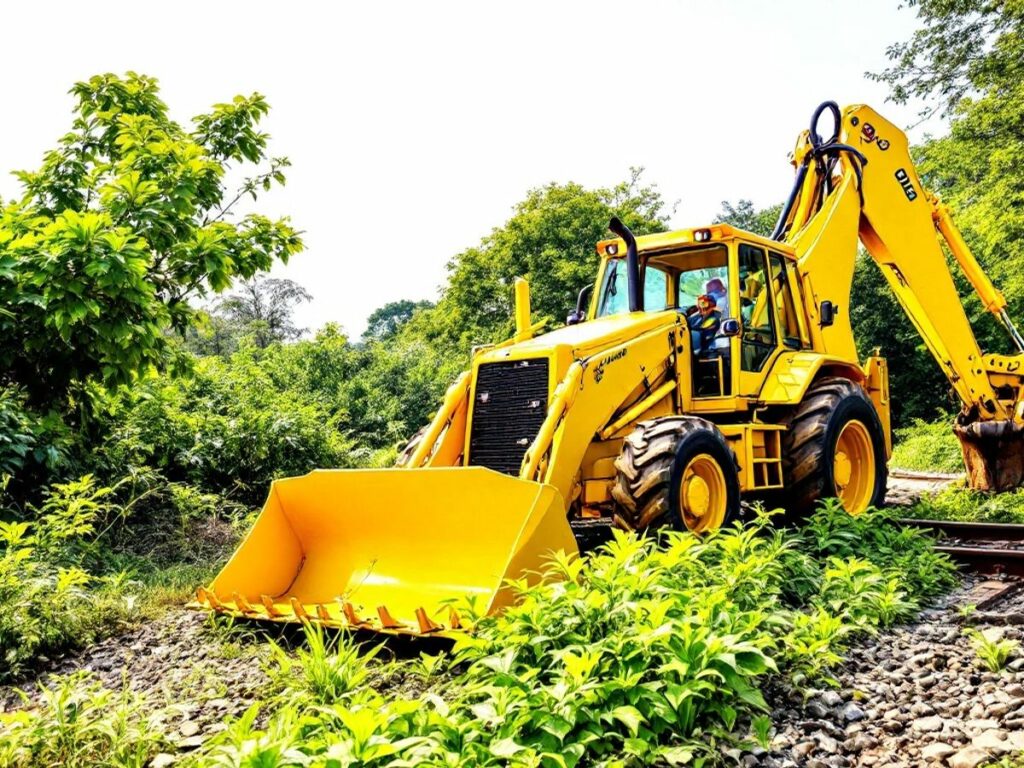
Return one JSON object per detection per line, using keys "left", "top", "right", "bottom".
{"left": 608, "top": 705, "right": 645, "bottom": 737}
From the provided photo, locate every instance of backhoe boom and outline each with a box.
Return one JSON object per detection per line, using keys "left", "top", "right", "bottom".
{"left": 779, "top": 103, "right": 1024, "bottom": 489}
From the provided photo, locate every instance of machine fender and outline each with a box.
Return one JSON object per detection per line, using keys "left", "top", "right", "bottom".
{"left": 757, "top": 351, "right": 865, "bottom": 407}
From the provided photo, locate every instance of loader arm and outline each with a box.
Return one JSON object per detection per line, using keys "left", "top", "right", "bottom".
{"left": 777, "top": 102, "right": 1024, "bottom": 489}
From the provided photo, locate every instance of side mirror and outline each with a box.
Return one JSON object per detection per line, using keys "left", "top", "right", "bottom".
{"left": 720, "top": 318, "right": 741, "bottom": 337}
{"left": 819, "top": 300, "right": 837, "bottom": 328}
{"left": 567, "top": 285, "right": 592, "bottom": 326}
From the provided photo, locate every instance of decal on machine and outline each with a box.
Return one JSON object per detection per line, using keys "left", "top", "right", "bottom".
{"left": 860, "top": 122, "right": 890, "bottom": 150}
{"left": 895, "top": 168, "right": 918, "bottom": 201}
{"left": 593, "top": 348, "right": 627, "bottom": 383}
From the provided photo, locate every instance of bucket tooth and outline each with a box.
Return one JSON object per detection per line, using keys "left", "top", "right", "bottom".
{"left": 377, "top": 605, "right": 406, "bottom": 629}
{"left": 339, "top": 599, "right": 365, "bottom": 627}
{"left": 199, "top": 587, "right": 224, "bottom": 610}
{"left": 316, "top": 603, "right": 333, "bottom": 623}
{"left": 448, "top": 607, "right": 463, "bottom": 630}
{"left": 232, "top": 592, "right": 256, "bottom": 614}
{"left": 195, "top": 586, "right": 210, "bottom": 606}
{"left": 415, "top": 607, "right": 442, "bottom": 633}
{"left": 290, "top": 597, "right": 310, "bottom": 620}
{"left": 261, "top": 594, "right": 283, "bottom": 617}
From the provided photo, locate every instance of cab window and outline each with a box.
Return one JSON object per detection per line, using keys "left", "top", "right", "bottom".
{"left": 738, "top": 244, "right": 775, "bottom": 372}
{"left": 644, "top": 264, "right": 669, "bottom": 311}
{"left": 597, "top": 258, "right": 669, "bottom": 316}
{"left": 769, "top": 253, "right": 802, "bottom": 349}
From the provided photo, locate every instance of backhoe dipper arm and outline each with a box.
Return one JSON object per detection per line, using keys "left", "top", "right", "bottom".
{"left": 778, "top": 102, "right": 1024, "bottom": 490}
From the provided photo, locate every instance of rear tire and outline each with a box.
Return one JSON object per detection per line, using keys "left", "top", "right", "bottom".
{"left": 782, "top": 376, "right": 887, "bottom": 518}
{"left": 612, "top": 416, "right": 740, "bottom": 533}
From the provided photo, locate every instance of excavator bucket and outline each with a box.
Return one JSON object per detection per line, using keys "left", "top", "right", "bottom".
{"left": 954, "top": 418, "right": 1024, "bottom": 492}
{"left": 194, "top": 467, "right": 578, "bottom": 635}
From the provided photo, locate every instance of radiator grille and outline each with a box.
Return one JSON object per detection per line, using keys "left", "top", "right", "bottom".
{"left": 468, "top": 358, "right": 549, "bottom": 475}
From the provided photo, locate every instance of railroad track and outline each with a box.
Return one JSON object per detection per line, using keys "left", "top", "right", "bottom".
{"left": 899, "top": 517, "right": 1024, "bottom": 577}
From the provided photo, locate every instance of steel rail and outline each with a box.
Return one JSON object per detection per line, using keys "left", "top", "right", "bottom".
{"left": 899, "top": 518, "right": 1024, "bottom": 576}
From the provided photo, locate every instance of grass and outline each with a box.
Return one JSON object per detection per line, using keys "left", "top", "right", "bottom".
{"left": 0, "top": 672, "right": 170, "bottom": 768}
{"left": 890, "top": 417, "right": 964, "bottom": 473}
{"left": 905, "top": 485, "right": 1024, "bottom": 524}
{"left": 889, "top": 416, "right": 1024, "bottom": 523}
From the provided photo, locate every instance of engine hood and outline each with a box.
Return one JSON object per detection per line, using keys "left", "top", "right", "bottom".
{"left": 475, "top": 310, "right": 680, "bottom": 374}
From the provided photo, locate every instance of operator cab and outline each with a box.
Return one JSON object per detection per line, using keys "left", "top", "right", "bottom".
{"left": 592, "top": 226, "right": 809, "bottom": 402}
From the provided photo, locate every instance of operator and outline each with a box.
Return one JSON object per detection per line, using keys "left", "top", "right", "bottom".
{"left": 688, "top": 294, "right": 723, "bottom": 357}
{"left": 704, "top": 277, "right": 729, "bottom": 316}
{"left": 703, "top": 277, "right": 732, "bottom": 358}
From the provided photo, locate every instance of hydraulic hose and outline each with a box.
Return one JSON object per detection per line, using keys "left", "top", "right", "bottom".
{"left": 772, "top": 101, "right": 869, "bottom": 242}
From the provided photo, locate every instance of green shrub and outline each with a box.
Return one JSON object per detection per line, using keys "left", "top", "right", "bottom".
{"left": 0, "top": 672, "right": 170, "bottom": 768}
{"left": 0, "top": 476, "right": 138, "bottom": 680}
{"left": 800, "top": 500, "right": 959, "bottom": 599}
{"left": 890, "top": 417, "right": 964, "bottom": 473}
{"left": 97, "top": 352, "right": 359, "bottom": 506}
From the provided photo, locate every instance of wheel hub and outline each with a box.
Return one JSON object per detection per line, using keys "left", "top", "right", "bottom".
{"left": 684, "top": 475, "right": 711, "bottom": 516}
{"left": 678, "top": 453, "right": 728, "bottom": 532}
{"left": 834, "top": 451, "right": 853, "bottom": 488}
{"left": 833, "top": 420, "right": 875, "bottom": 515}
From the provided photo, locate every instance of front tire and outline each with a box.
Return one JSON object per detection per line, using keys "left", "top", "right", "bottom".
{"left": 612, "top": 416, "right": 740, "bottom": 533}
{"left": 782, "top": 376, "right": 888, "bottom": 517}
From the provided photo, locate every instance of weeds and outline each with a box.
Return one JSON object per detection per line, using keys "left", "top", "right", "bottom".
{"left": 907, "top": 486, "right": 1024, "bottom": 524}
{"left": 0, "top": 672, "right": 170, "bottom": 768}
{"left": 890, "top": 417, "right": 964, "bottom": 473}
{"left": 266, "top": 622, "right": 381, "bottom": 707}
{"left": 801, "top": 499, "right": 959, "bottom": 598}
{"left": 0, "top": 477, "right": 140, "bottom": 681}
{"left": 964, "top": 627, "right": 1019, "bottom": 672}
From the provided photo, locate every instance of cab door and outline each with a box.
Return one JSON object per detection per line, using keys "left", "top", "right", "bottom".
{"left": 736, "top": 243, "right": 778, "bottom": 397}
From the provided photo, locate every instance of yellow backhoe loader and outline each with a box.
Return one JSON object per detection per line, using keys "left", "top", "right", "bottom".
{"left": 197, "top": 102, "right": 1024, "bottom": 635}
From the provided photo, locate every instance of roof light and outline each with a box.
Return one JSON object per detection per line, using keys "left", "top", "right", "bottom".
{"left": 694, "top": 229, "right": 712, "bottom": 242}
{"left": 605, "top": 243, "right": 619, "bottom": 256}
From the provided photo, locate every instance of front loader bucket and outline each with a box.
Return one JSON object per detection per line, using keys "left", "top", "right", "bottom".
{"left": 954, "top": 418, "right": 1024, "bottom": 492}
{"left": 195, "top": 467, "right": 578, "bottom": 635}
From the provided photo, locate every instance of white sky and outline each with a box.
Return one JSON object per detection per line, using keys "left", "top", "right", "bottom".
{"left": 0, "top": 0, "right": 939, "bottom": 338}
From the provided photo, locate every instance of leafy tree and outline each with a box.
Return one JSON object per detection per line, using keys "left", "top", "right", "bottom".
{"left": 362, "top": 299, "right": 433, "bottom": 343}
{"left": 182, "top": 312, "right": 244, "bottom": 358}
{"left": 871, "top": 0, "right": 1024, "bottom": 117}
{"left": 713, "top": 200, "right": 783, "bottom": 238}
{"left": 216, "top": 276, "right": 312, "bottom": 348}
{"left": 0, "top": 73, "right": 302, "bottom": 410}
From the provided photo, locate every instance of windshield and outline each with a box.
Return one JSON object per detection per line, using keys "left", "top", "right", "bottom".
{"left": 596, "top": 259, "right": 669, "bottom": 317}
{"left": 597, "top": 245, "right": 730, "bottom": 318}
